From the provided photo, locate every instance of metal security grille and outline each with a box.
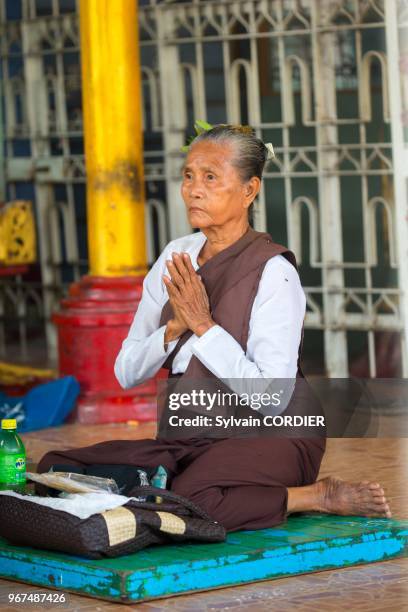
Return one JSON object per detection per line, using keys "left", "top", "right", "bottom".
{"left": 1, "top": 0, "right": 407, "bottom": 377}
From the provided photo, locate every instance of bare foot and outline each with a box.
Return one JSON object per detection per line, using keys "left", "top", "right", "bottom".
{"left": 287, "top": 476, "right": 392, "bottom": 518}
{"left": 317, "top": 476, "right": 392, "bottom": 518}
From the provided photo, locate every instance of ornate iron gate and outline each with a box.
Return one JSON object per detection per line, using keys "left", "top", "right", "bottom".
{"left": 1, "top": 0, "right": 407, "bottom": 377}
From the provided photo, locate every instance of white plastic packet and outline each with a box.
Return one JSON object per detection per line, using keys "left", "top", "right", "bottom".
{"left": 26, "top": 471, "right": 120, "bottom": 495}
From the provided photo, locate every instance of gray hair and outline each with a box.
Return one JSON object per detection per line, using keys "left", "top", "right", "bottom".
{"left": 190, "top": 124, "right": 269, "bottom": 183}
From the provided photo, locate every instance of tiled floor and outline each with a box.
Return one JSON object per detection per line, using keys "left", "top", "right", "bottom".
{"left": 1, "top": 424, "right": 407, "bottom": 611}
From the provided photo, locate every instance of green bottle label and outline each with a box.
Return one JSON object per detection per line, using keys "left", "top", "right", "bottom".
{"left": 0, "top": 454, "right": 26, "bottom": 484}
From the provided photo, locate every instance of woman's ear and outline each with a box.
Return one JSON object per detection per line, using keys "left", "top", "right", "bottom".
{"left": 244, "top": 177, "right": 261, "bottom": 205}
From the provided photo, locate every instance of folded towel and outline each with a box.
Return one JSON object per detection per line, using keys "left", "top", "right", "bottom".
{"left": 0, "top": 490, "right": 131, "bottom": 519}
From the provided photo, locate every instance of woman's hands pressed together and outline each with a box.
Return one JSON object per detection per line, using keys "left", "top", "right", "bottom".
{"left": 163, "top": 252, "right": 216, "bottom": 345}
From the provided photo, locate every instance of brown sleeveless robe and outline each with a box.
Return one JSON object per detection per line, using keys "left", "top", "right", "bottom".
{"left": 159, "top": 226, "right": 302, "bottom": 378}
{"left": 156, "top": 227, "right": 324, "bottom": 440}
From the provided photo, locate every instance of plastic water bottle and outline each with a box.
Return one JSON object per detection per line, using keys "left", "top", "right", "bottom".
{"left": 0, "top": 419, "right": 26, "bottom": 492}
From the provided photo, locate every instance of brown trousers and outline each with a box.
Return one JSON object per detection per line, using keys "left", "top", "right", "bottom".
{"left": 37, "top": 436, "right": 325, "bottom": 532}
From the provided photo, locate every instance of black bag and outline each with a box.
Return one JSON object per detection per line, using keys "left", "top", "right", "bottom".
{"left": 0, "top": 485, "right": 226, "bottom": 559}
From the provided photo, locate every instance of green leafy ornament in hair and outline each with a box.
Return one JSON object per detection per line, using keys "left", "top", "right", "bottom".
{"left": 181, "top": 120, "right": 213, "bottom": 152}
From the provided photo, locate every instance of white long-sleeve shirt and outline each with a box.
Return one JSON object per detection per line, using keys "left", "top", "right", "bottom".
{"left": 114, "top": 231, "right": 306, "bottom": 391}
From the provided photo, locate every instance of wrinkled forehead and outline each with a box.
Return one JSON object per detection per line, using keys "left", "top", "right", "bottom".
{"left": 182, "top": 140, "right": 237, "bottom": 171}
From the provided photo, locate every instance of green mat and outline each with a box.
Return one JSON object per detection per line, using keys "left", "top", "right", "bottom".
{"left": 0, "top": 515, "right": 407, "bottom": 603}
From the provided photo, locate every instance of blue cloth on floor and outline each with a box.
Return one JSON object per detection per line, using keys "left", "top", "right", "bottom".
{"left": 0, "top": 376, "right": 80, "bottom": 432}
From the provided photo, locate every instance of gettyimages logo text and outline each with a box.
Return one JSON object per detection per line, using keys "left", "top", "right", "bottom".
{"left": 168, "top": 389, "right": 283, "bottom": 411}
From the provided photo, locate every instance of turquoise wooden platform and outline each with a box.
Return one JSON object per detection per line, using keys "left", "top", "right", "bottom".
{"left": 0, "top": 515, "right": 407, "bottom": 603}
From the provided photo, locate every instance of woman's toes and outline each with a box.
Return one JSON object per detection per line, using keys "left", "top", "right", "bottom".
{"left": 369, "top": 503, "right": 391, "bottom": 518}
{"left": 370, "top": 509, "right": 387, "bottom": 518}
{"left": 368, "top": 482, "right": 381, "bottom": 490}
{"left": 372, "top": 495, "right": 386, "bottom": 504}
{"left": 370, "top": 500, "right": 388, "bottom": 512}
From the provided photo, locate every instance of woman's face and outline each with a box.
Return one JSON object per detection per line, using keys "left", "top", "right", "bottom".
{"left": 181, "top": 140, "right": 259, "bottom": 230}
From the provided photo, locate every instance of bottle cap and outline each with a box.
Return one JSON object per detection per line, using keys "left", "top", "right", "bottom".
{"left": 1, "top": 419, "right": 17, "bottom": 429}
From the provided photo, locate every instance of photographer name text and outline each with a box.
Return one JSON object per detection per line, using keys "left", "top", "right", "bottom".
{"left": 168, "top": 414, "right": 325, "bottom": 428}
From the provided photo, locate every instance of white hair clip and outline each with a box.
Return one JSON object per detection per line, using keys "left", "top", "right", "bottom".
{"left": 265, "top": 142, "right": 275, "bottom": 160}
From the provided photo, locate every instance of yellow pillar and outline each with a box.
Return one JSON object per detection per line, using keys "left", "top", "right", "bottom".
{"left": 79, "top": 0, "right": 147, "bottom": 277}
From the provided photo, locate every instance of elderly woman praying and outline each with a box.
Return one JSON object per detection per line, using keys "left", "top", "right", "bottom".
{"left": 38, "top": 125, "right": 391, "bottom": 530}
